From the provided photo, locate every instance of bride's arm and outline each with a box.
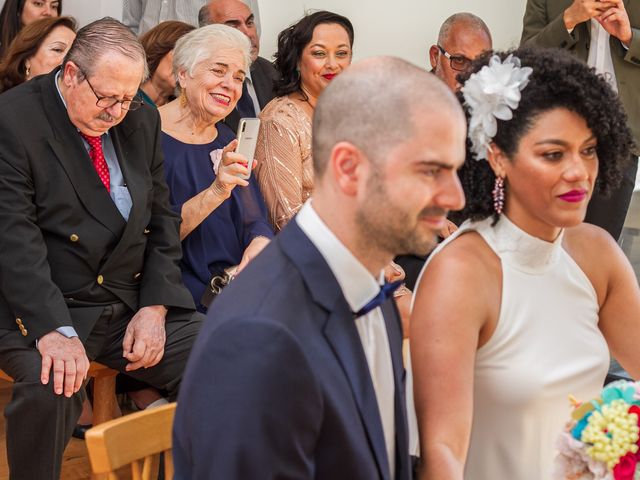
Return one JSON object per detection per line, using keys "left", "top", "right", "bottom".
{"left": 410, "top": 233, "right": 498, "bottom": 479}
{"left": 572, "top": 225, "right": 640, "bottom": 380}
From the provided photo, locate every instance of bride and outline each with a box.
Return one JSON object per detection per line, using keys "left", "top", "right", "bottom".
{"left": 410, "top": 46, "right": 640, "bottom": 479}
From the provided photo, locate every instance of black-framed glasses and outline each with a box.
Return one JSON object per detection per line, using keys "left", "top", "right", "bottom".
{"left": 80, "top": 69, "right": 143, "bottom": 111}
{"left": 437, "top": 45, "right": 472, "bottom": 72}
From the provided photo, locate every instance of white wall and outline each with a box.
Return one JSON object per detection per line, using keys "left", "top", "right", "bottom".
{"left": 258, "top": 0, "right": 527, "bottom": 67}
{"left": 58, "top": 0, "right": 526, "bottom": 69}
{"left": 62, "top": 0, "right": 123, "bottom": 25}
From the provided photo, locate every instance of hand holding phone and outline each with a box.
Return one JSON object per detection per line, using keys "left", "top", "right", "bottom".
{"left": 235, "top": 118, "right": 260, "bottom": 180}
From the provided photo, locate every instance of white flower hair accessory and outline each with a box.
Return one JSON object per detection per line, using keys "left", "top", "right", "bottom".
{"left": 462, "top": 54, "right": 533, "bottom": 161}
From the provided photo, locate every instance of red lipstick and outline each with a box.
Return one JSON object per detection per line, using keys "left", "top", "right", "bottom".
{"left": 558, "top": 189, "right": 587, "bottom": 203}
{"left": 322, "top": 73, "right": 336, "bottom": 80}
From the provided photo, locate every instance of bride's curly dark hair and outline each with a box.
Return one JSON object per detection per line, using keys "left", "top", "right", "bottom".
{"left": 451, "top": 46, "right": 634, "bottom": 224}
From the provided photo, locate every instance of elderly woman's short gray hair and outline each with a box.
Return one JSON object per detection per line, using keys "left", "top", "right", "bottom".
{"left": 173, "top": 24, "right": 251, "bottom": 79}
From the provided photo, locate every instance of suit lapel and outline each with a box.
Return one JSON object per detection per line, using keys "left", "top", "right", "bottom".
{"left": 100, "top": 124, "right": 147, "bottom": 264}
{"left": 250, "top": 59, "right": 272, "bottom": 108}
{"left": 381, "top": 300, "right": 410, "bottom": 480}
{"left": 323, "top": 307, "right": 391, "bottom": 480}
{"left": 42, "top": 71, "right": 126, "bottom": 237}
{"left": 41, "top": 73, "right": 126, "bottom": 237}
{"left": 279, "top": 222, "right": 391, "bottom": 480}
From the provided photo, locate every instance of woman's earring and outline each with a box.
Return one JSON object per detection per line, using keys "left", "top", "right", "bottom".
{"left": 25, "top": 64, "right": 30, "bottom": 79}
{"left": 179, "top": 88, "right": 188, "bottom": 108}
{"left": 493, "top": 176, "right": 505, "bottom": 215}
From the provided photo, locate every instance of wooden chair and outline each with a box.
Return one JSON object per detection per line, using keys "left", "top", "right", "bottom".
{"left": 85, "top": 402, "right": 176, "bottom": 480}
{"left": 0, "top": 361, "right": 118, "bottom": 425}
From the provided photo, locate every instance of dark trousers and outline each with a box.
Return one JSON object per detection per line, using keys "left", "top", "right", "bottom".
{"left": 585, "top": 154, "right": 638, "bottom": 241}
{"left": 0, "top": 303, "right": 203, "bottom": 480}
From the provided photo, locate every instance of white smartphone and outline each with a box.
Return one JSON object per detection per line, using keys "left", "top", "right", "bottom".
{"left": 235, "top": 118, "right": 260, "bottom": 180}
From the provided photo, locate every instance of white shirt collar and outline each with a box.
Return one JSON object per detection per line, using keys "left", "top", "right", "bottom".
{"left": 54, "top": 69, "right": 67, "bottom": 107}
{"left": 295, "top": 200, "right": 384, "bottom": 313}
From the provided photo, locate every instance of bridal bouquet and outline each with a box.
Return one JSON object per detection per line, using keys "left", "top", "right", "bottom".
{"left": 554, "top": 380, "right": 640, "bottom": 480}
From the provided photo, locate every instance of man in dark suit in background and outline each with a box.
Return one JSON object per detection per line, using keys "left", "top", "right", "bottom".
{"left": 521, "top": 0, "right": 640, "bottom": 241}
{"left": 173, "top": 56, "right": 466, "bottom": 479}
{"left": 429, "top": 12, "right": 493, "bottom": 92}
{"left": 396, "top": 12, "right": 493, "bottom": 290}
{"left": 0, "top": 18, "right": 201, "bottom": 479}
{"left": 202, "top": 0, "right": 278, "bottom": 133}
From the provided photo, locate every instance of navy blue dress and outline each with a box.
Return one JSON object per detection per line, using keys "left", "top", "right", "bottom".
{"left": 162, "top": 124, "right": 273, "bottom": 311}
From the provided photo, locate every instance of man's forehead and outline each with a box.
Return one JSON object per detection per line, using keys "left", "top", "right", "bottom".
{"left": 445, "top": 25, "right": 491, "bottom": 55}
{"left": 88, "top": 56, "right": 144, "bottom": 94}
{"left": 210, "top": 1, "right": 251, "bottom": 22}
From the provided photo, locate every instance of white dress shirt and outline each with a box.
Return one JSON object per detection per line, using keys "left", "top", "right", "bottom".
{"left": 122, "top": 0, "right": 262, "bottom": 35}
{"left": 296, "top": 201, "right": 396, "bottom": 479}
{"left": 587, "top": 19, "right": 618, "bottom": 92}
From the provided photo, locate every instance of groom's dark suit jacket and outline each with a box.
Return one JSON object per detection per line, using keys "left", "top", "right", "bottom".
{"left": 173, "top": 219, "right": 411, "bottom": 480}
{"left": 0, "top": 69, "right": 194, "bottom": 345}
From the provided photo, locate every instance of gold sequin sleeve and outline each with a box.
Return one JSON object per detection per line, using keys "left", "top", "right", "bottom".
{"left": 255, "top": 96, "right": 313, "bottom": 231}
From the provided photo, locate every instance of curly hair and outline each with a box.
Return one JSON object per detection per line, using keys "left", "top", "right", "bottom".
{"left": 273, "top": 10, "right": 354, "bottom": 98}
{"left": 0, "top": 15, "right": 75, "bottom": 94}
{"left": 0, "top": 0, "right": 63, "bottom": 60}
{"left": 452, "top": 46, "right": 635, "bottom": 224}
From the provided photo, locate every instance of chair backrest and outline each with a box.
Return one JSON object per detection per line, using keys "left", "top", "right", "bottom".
{"left": 85, "top": 402, "right": 176, "bottom": 480}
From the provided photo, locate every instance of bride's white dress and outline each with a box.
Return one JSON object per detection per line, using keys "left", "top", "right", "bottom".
{"left": 409, "top": 215, "right": 610, "bottom": 479}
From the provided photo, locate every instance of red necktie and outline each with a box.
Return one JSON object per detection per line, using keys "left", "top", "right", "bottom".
{"left": 80, "top": 133, "right": 110, "bottom": 192}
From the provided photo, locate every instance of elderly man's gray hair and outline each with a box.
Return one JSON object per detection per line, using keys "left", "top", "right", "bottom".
{"left": 63, "top": 17, "right": 149, "bottom": 81}
{"left": 172, "top": 24, "right": 251, "bottom": 80}
{"left": 438, "top": 12, "right": 492, "bottom": 45}
{"left": 313, "top": 56, "right": 463, "bottom": 177}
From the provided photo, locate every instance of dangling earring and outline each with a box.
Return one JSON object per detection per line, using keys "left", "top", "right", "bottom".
{"left": 492, "top": 176, "right": 505, "bottom": 215}
{"left": 25, "top": 64, "right": 31, "bottom": 79}
{"left": 179, "top": 88, "right": 188, "bottom": 108}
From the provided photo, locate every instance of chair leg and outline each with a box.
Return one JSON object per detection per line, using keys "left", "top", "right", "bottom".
{"left": 92, "top": 374, "right": 118, "bottom": 425}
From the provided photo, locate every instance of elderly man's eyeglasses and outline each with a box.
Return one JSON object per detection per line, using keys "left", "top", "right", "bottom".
{"left": 437, "top": 45, "right": 472, "bottom": 72}
{"left": 81, "top": 70, "right": 143, "bottom": 111}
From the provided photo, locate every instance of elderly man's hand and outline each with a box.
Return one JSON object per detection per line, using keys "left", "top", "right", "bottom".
{"left": 122, "top": 305, "right": 167, "bottom": 371}
{"left": 597, "top": 0, "right": 633, "bottom": 45}
{"left": 209, "top": 140, "right": 253, "bottom": 200}
{"left": 564, "top": 0, "right": 616, "bottom": 30}
{"left": 38, "top": 332, "right": 89, "bottom": 397}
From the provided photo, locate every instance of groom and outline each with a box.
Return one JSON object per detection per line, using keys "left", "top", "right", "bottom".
{"left": 173, "top": 56, "right": 467, "bottom": 479}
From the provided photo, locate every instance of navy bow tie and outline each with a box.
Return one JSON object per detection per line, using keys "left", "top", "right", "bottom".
{"left": 353, "top": 280, "right": 403, "bottom": 318}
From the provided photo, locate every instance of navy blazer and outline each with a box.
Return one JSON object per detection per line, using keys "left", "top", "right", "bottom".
{"left": 173, "top": 219, "right": 411, "bottom": 480}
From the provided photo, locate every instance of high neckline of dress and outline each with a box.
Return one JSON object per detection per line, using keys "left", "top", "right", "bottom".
{"left": 490, "top": 214, "right": 564, "bottom": 274}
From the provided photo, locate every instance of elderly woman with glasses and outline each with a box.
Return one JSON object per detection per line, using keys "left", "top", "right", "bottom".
{"left": 158, "top": 24, "right": 273, "bottom": 312}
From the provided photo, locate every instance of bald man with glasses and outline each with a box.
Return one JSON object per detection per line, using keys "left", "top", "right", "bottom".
{"left": 429, "top": 12, "right": 493, "bottom": 92}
